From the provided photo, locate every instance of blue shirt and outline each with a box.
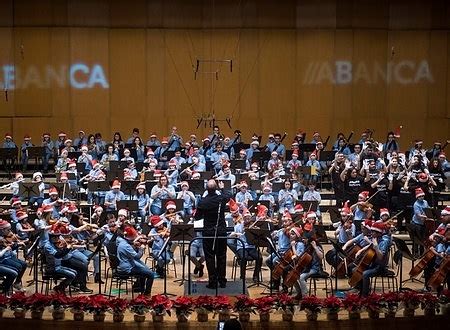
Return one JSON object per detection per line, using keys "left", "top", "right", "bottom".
{"left": 104, "top": 190, "right": 126, "bottom": 211}
{"left": 117, "top": 239, "right": 144, "bottom": 273}
{"left": 412, "top": 199, "right": 429, "bottom": 225}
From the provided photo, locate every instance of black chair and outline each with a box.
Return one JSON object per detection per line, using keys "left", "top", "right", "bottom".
{"left": 371, "top": 250, "right": 401, "bottom": 293}
{"left": 104, "top": 254, "right": 136, "bottom": 298}
{"left": 308, "top": 270, "right": 334, "bottom": 297}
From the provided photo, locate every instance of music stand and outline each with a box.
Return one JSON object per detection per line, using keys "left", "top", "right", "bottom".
{"left": 87, "top": 181, "right": 110, "bottom": 193}
{"left": 170, "top": 224, "right": 195, "bottom": 285}
{"left": 328, "top": 238, "right": 348, "bottom": 292}
{"left": 107, "top": 170, "right": 124, "bottom": 182}
{"left": 19, "top": 182, "right": 40, "bottom": 201}
{"left": 249, "top": 180, "right": 262, "bottom": 192}
{"left": 215, "top": 179, "right": 231, "bottom": 192}
{"left": 0, "top": 147, "right": 18, "bottom": 176}
{"left": 120, "top": 180, "right": 140, "bottom": 198}
{"left": 245, "top": 228, "right": 271, "bottom": 289}
{"left": 297, "top": 200, "right": 318, "bottom": 212}
{"left": 68, "top": 151, "right": 82, "bottom": 160}
{"left": 252, "top": 151, "right": 270, "bottom": 165}
{"left": 285, "top": 150, "right": 293, "bottom": 161}
{"left": 27, "top": 147, "right": 45, "bottom": 168}
{"left": 50, "top": 183, "right": 70, "bottom": 198}
{"left": 298, "top": 166, "right": 313, "bottom": 176}
{"left": 116, "top": 200, "right": 139, "bottom": 214}
{"left": 76, "top": 162, "right": 89, "bottom": 176}
{"left": 145, "top": 181, "right": 158, "bottom": 192}
{"left": 200, "top": 171, "right": 214, "bottom": 180}
{"left": 186, "top": 179, "right": 205, "bottom": 195}
{"left": 56, "top": 172, "right": 76, "bottom": 181}
{"left": 230, "top": 159, "right": 246, "bottom": 171}
{"left": 109, "top": 160, "right": 128, "bottom": 171}
{"left": 272, "top": 182, "right": 284, "bottom": 193}
{"left": 319, "top": 151, "right": 337, "bottom": 162}
{"left": 393, "top": 237, "right": 422, "bottom": 289}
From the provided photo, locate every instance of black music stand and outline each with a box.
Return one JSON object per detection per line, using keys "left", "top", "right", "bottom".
{"left": 68, "top": 151, "right": 82, "bottom": 160}
{"left": 393, "top": 237, "right": 422, "bottom": 289}
{"left": 144, "top": 172, "right": 157, "bottom": 181}
{"left": 328, "top": 238, "right": 349, "bottom": 292}
{"left": 186, "top": 179, "right": 205, "bottom": 195}
{"left": 19, "top": 182, "right": 40, "bottom": 201}
{"left": 107, "top": 170, "right": 124, "bottom": 182}
{"left": 27, "top": 146, "right": 45, "bottom": 168}
{"left": 215, "top": 179, "right": 231, "bottom": 192}
{"left": 249, "top": 180, "right": 262, "bottom": 192}
{"left": 285, "top": 150, "right": 294, "bottom": 161}
{"left": 272, "top": 182, "right": 284, "bottom": 193}
{"left": 230, "top": 160, "right": 246, "bottom": 171}
{"left": 56, "top": 172, "right": 76, "bottom": 181}
{"left": 120, "top": 180, "right": 140, "bottom": 198}
{"left": 145, "top": 181, "right": 158, "bottom": 192}
{"left": 88, "top": 237, "right": 106, "bottom": 294}
{"left": 245, "top": 228, "right": 271, "bottom": 289}
{"left": 252, "top": 151, "right": 270, "bottom": 166}
{"left": 76, "top": 162, "right": 89, "bottom": 177}
{"left": 51, "top": 183, "right": 71, "bottom": 198}
{"left": 297, "top": 200, "right": 318, "bottom": 212}
{"left": 116, "top": 200, "right": 139, "bottom": 215}
{"left": 298, "top": 166, "right": 314, "bottom": 176}
{"left": 170, "top": 224, "right": 195, "bottom": 286}
{"left": 109, "top": 160, "right": 128, "bottom": 171}
{"left": 0, "top": 147, "right": 18, "bottom": 176}
{"left": 200, "top": 171, "right": 214, "bottom": 180}
{"left": 319, "top": 151, "right": 337, "bottom": 162}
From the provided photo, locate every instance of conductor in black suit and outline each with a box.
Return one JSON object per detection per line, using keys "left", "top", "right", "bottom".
{"left": 194, "top": 179, "right": 232, "bottom": 289}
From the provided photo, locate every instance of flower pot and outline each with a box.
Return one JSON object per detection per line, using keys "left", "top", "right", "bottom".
{"left": 239, "top": 312, "right": 251, "bottom": 323}
{"left": 31, "top": 309, "right": 44, "bottom": 320}
{"left": 176, "top": 313, "right": 189, "bottom": 323}
{"left": 113, "top": 312, "right": 124, "bottom": 322}
{"left": 134, "top": 314, "right": 146, "bottom": 322}
{"left": 326, "top": 312, "right": 338, "bottom": 321}
{"left": 0, "top": 307, "right": 4, "bottom": 318}
{"left": 441, "top": 303, "right": 450, "bottom": 316}
{"left": 282, "top": 312, "right": 294, "bottom": 322}
{"left": 368, "top": 310, "right": 380, "bottom": 319}
{"left": 384, "top": 311, "right": 396, "bottom": 318}
{"left": 259, "top": 312, "right": 270, "bottom": 322}
{"left": 218, "top": 310, "right": 230, "bottom": 322}
{"left": 73, "top": 311, "right": 85, "bottom": 321}
{"left": 152, "top": 313, "right": 164, "bottom": 322}
{"left": 403, "top": 308, "right": 415, "bottom": 317}
{"left": 424, "top": 308, "right": 435, "bottom": 317}
{"left": 52, "top": 308, "right": 65, "bottom": 320}
{"left": 197, "top": 311, "right": 209, "bottom": 322}
{"left": 93, "top": 311, "right": 106, "bottom": 322}
{"left": 348, "top": 311, "right": 361, "bottom": 320}
{"left": 306, "top": 311, "right": 318, "bottom": 321}
{"left": 14, "top": 308, "right": 26, "bottom": 319}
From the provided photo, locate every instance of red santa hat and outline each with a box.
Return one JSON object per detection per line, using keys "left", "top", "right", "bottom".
{"left": 441, "top": 206, "right": 450, "bottom": 216}
{"left": 118, "top": 209, "right": 128, "bottom": 217}
{"left": 435, "top": 227, "right": 446, "bottom": 239}
{"left": 123, "top": 227, "right": 138, "bottom": 240}
{"left": 24, "top": 134, "right": 31, "bottom": 140}
{"left": 168, "top": 159, "right": 177, "bottom": 167}
{"left": 42, "top": 204, "right": 54, "bottom": 213}
{"left": 58, "top": 132, "right": 66, "bottom": 138}
{"left": 16, "top": 210, "right": 28, "bottom": 221}
{"left": 10, "top": 197, "right": 21, "bottom": 207}
{"left": 371, "top": 222, "right": 386, "bottom": 233}
{"left": 415, "top": 188, "right": 425, "bottom": 198}
{"left": 49, "top": 187, "right": 59, "bottom": 196}
{"left": 379, "top": 208, "right": 390, "bottom": 217}
{"left": 228, "top": 199, "right": 239, "bottom": 214}
{"left": 363, "top": 219, "right": 374, "bottom": 229}
{"left": 294, "top": 204, "right": 305, "bottom": 214}
{"left": 59, "top": 171, "right": 68, "bottom": 181}
{"left": 256, "top": 204, "right": 268, "bottom": 218}
{"left": 358, "top": 191, "right": 369, "bottom": 200}
{"left": 393, "top": 125, "right": 402, "bottom": 138}
{"left": 282, "top": 210, "right": 292, "bottom": 220}
{"left": 112, "top": 180, "right": 121, "bottom": 189}
{"left": 124, "top": 170, "right": 133, "bottom": 180}
{"left": 340, "top": 201, "right": 352, "bottom": 217}
{"left": 161, "top": 137, "right": 169, "bottom": 144}
{"left": 438, "top": 152, "right": 446, "bottom": 159}
{"left": 165, "top": 201, "right": 176, "bottom": 210}
{"left": 0, "top": 219, "right": 11, "bottom": 230}
{"left": 92, "top": 160, "right": 101, "bottom": 169}
{"left": 290, "top": 226, "right": 303, "bottom": 238}
{"left": 150, "top": 215, "right": 164, "bottom": 227}
{"left": 68, "top": 159, "right": 77, "bottom": 168}
{"left": 49, "top": 223, "right": 70, "bottom": 236}
{"left": 4, "top": 133, "right": 12, "bottom": 140}
{"left": 306, "top": 211, "right": 317, "bottom": 219}
{"left": 136, "top": 182, "right": 146, "bottom": 190}
{"left": 67, "top": 203, "right": 78, "bottom": 213}
{"left": 42, "top": 132, "right": 50, "bottom": 138}
{"left": 418, "top": 173, "right": 428, "bottom": 183}
{"left": 147, "top": 149, "right": 154, "bottom": 156}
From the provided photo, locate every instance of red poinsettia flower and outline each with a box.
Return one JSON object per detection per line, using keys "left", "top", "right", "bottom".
{"left": 194, "top": 295, "right": 215, "bottom": 313}
{"left": 213, "top": 295, "right": 232, "bottom": 311}
{"left": 342, "top": 293, "right": 362, "bottom": 312}
{"left": 148, "top": 294, "right": 173, "bottom": 316}
{"left": 68, "top": 296, "right": 90, "bottom": 312}
{"left": 9, "top": 292, "right": 28, "bottom": 310}
{"left": 274, "top": 293, "right": 296, "bottom": 313}
{"left": 233, "top": 295, "right": 256, "bottom": 313}
{"left": 86, "top": 294, "right": 110, "bottom": 313}
{"left": 439, "top": 289, "right": 450, "bottom": 304}
{"left": 322, "top": 295, "right": 342, "bottom": 313}
{"left": 380, "top": 291, "right": 400, "bottom": 312}
{"left": 0, "top": 295, "right": 8, "bottom": 309}
{"left": 26, "top": 293, "right": 52, "bottom": 311}
{"left": 400, "top": 290, "right": 421, "bottom": 309}
{"left": 129, "top": 295, "right": 151, "bottom": 315}
{"left": 300, "top": 295, "right": 322, "bottom": 314}
{"left": 109, "top": 297, "right": 129, "bottom": 313}
{"left": 362, "top": 293, "right": 384, "bottom": 312}
{"left": 49, "top": 293, "right": 70, "bottom": 310}
{"left": 254, "top": 296, "right": 276, "bottom": 313}
{"left": 172, "top": 296, "right": 195, "bottom": 316}
{"left": 420, "top": 293, "right": 439, "bottom": 312}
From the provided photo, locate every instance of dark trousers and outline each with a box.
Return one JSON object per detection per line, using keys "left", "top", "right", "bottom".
{"left": 236, "top": 248, "right": 262, "bottom": 279}
{"left": 203, "top": 236, "right": 227, "bottom": 285}
{"left": 62, "top": 258, "right": 88, "bottom": 288}
{"left": 1, "top": 256, "right": 27, "bottom": 284}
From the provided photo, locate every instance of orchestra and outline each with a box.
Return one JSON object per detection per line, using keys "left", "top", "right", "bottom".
{"left": 0, "top": 126, "right": 448, "bottom": 300}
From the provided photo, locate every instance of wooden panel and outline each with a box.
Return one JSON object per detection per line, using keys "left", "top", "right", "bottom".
{"left": 67, "top": 0, "right": 109, "bottom": 27}
{"left": 427, "top": 31, "right": 447, "bottom": 118}
{"left": 12, "top": 117, "right": 51, "bottom": 143}
{"left": 389, "top": 0, "right": 432, "bottom": 30}
{"left": 296, "top": 0, "right": 337, "bottom": 29}
{"left": 0, "top": 28, "right": 15, "bottom": 117}
{"left": 0, "top": 0, "right": 13, "bottom": 27}
{"left": 110, "top": 0, "right": 147, "bottom": 28}
{"left": 13, "top": 27, "right": 52, "bottom": 117}
{"left": 351, "top": 0, "right": 390, "bottom": 29}
{"left": 13, "top": 0, "right": 54, "bottom": 26}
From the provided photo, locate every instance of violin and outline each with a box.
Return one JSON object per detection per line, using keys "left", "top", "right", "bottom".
{"left": 409, "top": 248, "right": 435, "bottom": 277}
{"left": 348, "top": 245, "right": 377, "bottom": 287}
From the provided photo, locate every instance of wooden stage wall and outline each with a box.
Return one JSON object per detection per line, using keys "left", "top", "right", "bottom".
{"left": 0, "top": 0, "right": 449, "bottom": 146}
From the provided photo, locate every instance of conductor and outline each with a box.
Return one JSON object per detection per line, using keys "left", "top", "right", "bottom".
{"left": 194, "top": 179, "right": 232, "bottom": 289}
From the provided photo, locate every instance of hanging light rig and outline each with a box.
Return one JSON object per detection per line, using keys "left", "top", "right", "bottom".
{"left": 194, "top": 58, "right": 233, "bottom": 129}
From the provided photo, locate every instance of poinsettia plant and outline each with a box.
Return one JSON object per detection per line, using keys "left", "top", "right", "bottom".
{"left": 400, "top": 290, "right": 421, "bottom": 310}
{"left": 171, "top": 296, "right": 195, "bottom": 317}
{"left": 109, "top": 297, "right": 128, "bottom": 314}
{"left": 362, "top": 293, "right": 385, "bottom": 312}
{"left": 322, "top": 295, "right": 342, "bottom": 314}
{"left": 233, "top": 295, "right": 256, "bottom": 314}
{"left": 194, "top": 295, "right": 215, "bottom": 313}
{"left": 26, "top": 293, "right": 52, "bottom": 311}
{"left": 68, "top": 295, "right": 90, "bottom": 312}
{"left": 9, "top": 292, "right": 28, "bottom": 310}
{"left": 86, "top": 294, "right": 110, "bottom": 314}
{"left": 380, "top": 291, "right": 401, "bottom": 313}
{"left": 49, "top": 293, "right": 70, "bottom": 310}
{"left": 420, "top": 293, "right": 440, "bottom": 313}
{"left": 129, "top": 295, "right": 151, "bottom": 315}
{"left": 254, "top": 296, "right": 276, "bottom": 313}
{"left": 300, "top": 295, "right": 322, "bottom": 314}
{"left": 439, "top": 289, "right": 450, "bottom": 305}
{"left": 148, "top": 294, "right": 172, "bottom": 316}
{"left": 274, "top": 293, "right": 296, "bottom": 314}
{"left": 212, "top": 295, "right": 232, "bottom": 312}
{"left": 342, "top": 293, "right": 362, "bottom": 312}
{"left": 0, "top": 295, "right": 8, "bottom": 309}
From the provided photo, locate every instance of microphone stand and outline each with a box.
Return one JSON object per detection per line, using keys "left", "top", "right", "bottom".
{"left": 212, "top": 200, "right": 221, "bottom": 296}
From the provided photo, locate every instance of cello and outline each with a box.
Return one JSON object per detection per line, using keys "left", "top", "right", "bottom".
{"left": 409, "top": 248, "right": 435, "bottom": 277}
{"left": 283, "top": 245, "right": 313, "bottom": 288}
{"left": 335, "top": 244, "right": 361, "bottom": 278}
{"left": 428, "top": 256, "right": 450, "bottom": 289}
{"left": 272, "top": 249, "right": 294, "bottom": 281}
{"left": 348, "top": 245, "right": 377, "bottom": 287}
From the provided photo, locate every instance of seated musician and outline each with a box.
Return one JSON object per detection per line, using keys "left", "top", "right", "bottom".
{"left": 350, "top": 191, "right": 373, "bottom": 231}
{"left": 43, "top": 225, "right": 78, "bottom": 293}
{"left": 42, "top": 187, "right": 64, "bottom": 220}
{"left": 117, "top": 226, "right": 154, "bottom": 295}
{"left": 148, "top": 215, "right": 172, "bottom": 278}
{"left": 423, "top": 227, "right": 446, "bottom": 291}
{"left": 297, "top": 227, "right": 324, "bottom": 298}
{"left": 15, "top": 210, "right": 35, "bottom": 241}
{"left": 0, "top": 219, "right": 27, "bottom": 293}
{"left": 227, "top": 199, "right": 242, "bottom": 254}
{"left": 166, "top": 160, "right": 179, "bottom": 187}
{"left": 285, "top": 226, "right": 306, "bottom": 297}
{"left": 351, "top": 221, "right": 392, "bottom": 296}
{"left": 266, "top": 211, "right": 294, "bottom": 289}
{"left": 258, "top": 185, "right": 275, "bottom": 215}
{"left": 104, "top": 180, "right": 125, "bottom": 212}
{"left": 229, "top": 208, "right": 262, "bottom": 283}
{"left": 133, "top": 183, "right": 150, "bottom": 220}
{"left": 216, "top": 163, "right": 236, "bottom": 186}
{"left": 235, "top": 181, "right": 253, "bottom": 209}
